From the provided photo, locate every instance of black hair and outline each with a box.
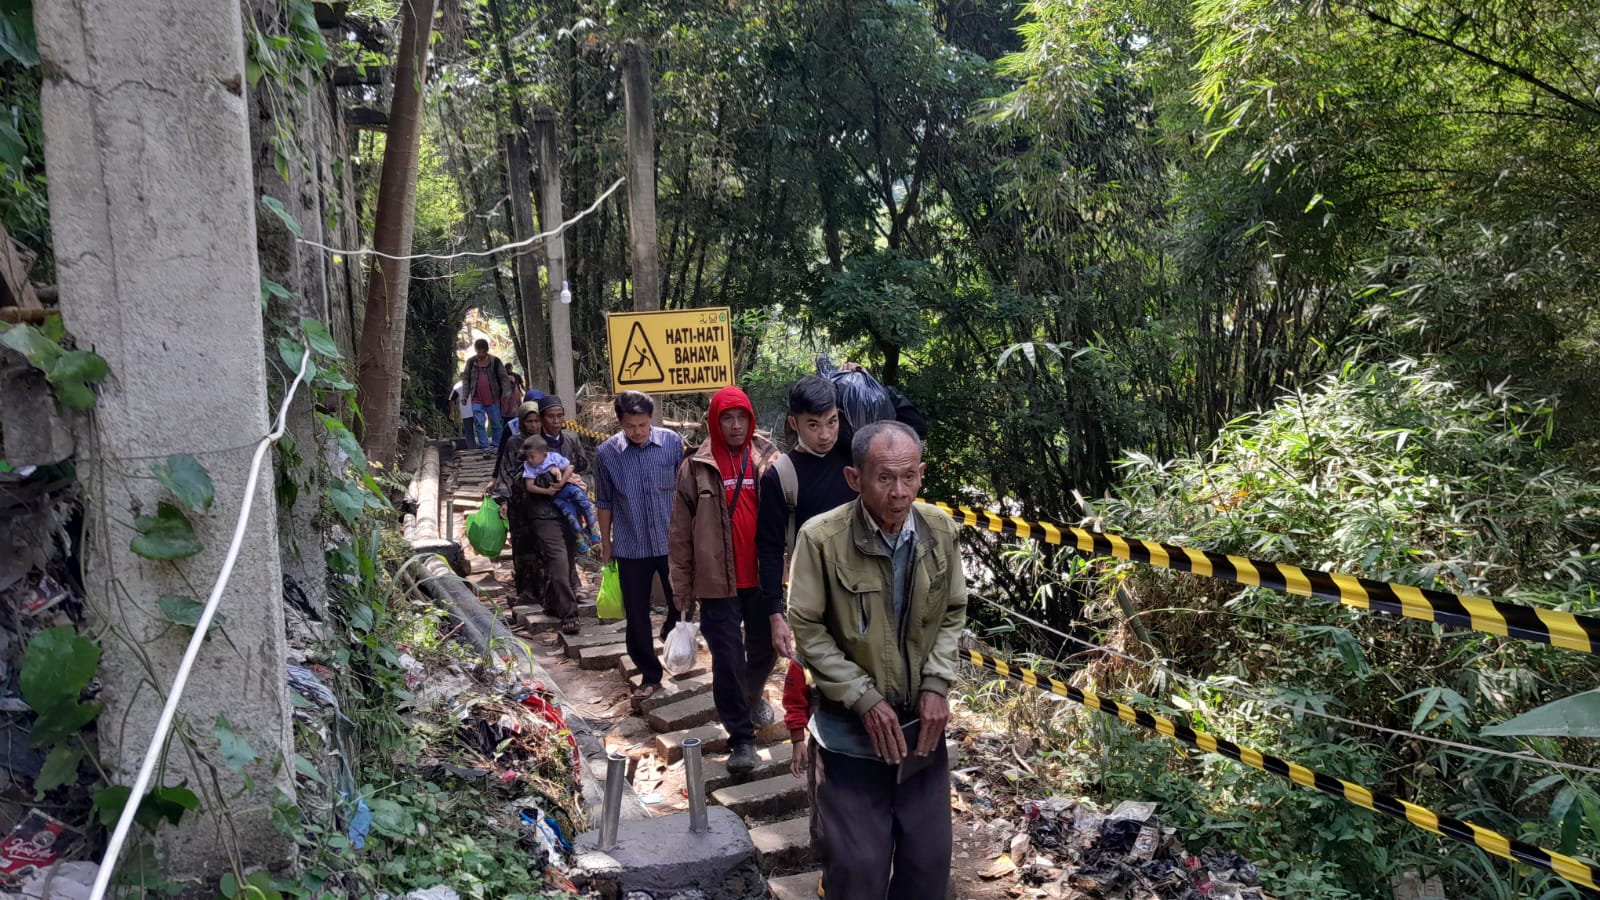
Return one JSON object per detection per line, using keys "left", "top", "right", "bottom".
{"left": 521, "top": 434, "right": 548, "bottom": 453}
{"left": 788, "top": 375, "right": 839, "bottom": 416}
{"left": 614, "top": 390, "right": 655, "bottom": 418}
{"left": 474, "top": 338, "right": 489, "bottom": 351}
{"left": 850, "top": 420, "right": 920, "bottom": 469}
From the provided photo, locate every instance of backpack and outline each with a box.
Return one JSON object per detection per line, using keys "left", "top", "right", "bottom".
{"left": 773, "top": 453, "right": 800, "bottom": 576}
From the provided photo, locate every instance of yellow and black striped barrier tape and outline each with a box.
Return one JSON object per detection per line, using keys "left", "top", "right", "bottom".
{"left": 929, "top": 500, "right": 1600, "bottom": 656}
{"left": 964, "top": 648, "right": 1599, "bottom": 892}
{"left": 563, "top": 421, "right": 613, "bottom": 442}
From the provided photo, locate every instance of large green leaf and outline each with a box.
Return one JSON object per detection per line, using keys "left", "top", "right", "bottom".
{"left": 1481, "top": 690, "right": 1600, "bottom": 738}
{"left": 299, "top": 318, "right": 343, "bottom": 359}
{"left": 130, "top": 502, "right": 203, "bottom": 560}
{"left": 157, "top": 594, "right": 223, "bottom": 629}
{"left": 212, "top": 715, "right": 258, "bottom": 772}
{"left": 93, "top": 784, "right": 202, "bottom": 832}
{"left": 20, "top": 626, "right": 100, "bottom": 709}
{"left": 46, "top": 350, "right": 108, "bottom": 385}
{"left": 29, "top": 701, "right": 102, "bottom": 748}
{"left": 259, "top": 195, "right": 302, "bottom": 237}
{"left": 152, "top": 453, "right": 215, "bottom": 514}
{"left": 34, "top": 745, "right": 83, "bottom": 797}
{"left": 0, "top": 4, "right": 38, "bottom": 67}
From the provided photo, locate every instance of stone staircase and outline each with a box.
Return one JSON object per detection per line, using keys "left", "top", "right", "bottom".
{"left": 443, "top": 443, "right": 822, "bottom": 897}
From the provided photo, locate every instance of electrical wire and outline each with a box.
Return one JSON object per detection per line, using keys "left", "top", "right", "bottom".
{"left": 90, "top": 348, "right": 315, "bottom": 900}
{"left": 295, "top": 176, "right": 626, "bottom": 262}
{"left": 971, "top": 593, "right": 1600, "bottom": 777}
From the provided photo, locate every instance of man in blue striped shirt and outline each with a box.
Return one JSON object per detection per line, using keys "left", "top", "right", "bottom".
{"left": 595, "top": 390, "right": 686, "bottom": 701}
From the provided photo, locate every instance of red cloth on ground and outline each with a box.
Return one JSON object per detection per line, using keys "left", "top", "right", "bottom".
{"left": 783, "top": 658, "right": 811, "bottom": 735}
{"left": 708, "top": 385, "right": 760, "bottom": 589}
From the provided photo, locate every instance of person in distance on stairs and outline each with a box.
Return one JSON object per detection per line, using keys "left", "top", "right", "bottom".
{"left": 788, "top": 421, "right": 968, "bottom": 900}
{"left": 594, "top": 390, "right": 685, "bottom": 703}
{"left": 668, "top": 385, "right": 780, "bottom": 774}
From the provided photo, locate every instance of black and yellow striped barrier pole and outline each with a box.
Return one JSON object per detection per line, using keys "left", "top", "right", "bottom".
{"left": 964, "top": 648, "right": 1599, "bottom": 892}
{"left": 929, "top": 500, "right": 1600, "bottom": 656}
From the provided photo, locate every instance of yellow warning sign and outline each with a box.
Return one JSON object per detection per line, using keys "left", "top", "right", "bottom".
{"left": 606, "top": 307, "right": 735, "bottom": 395}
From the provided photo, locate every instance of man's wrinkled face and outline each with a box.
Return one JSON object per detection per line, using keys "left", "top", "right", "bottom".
{"left": 789, "top": 408, "right": 840, "bottom": 454}
{"left": 620, "top": 412, "right": 653, "bottom": 446}
{"left": 541, "top": 407, "right": 565, "bottom": 434}
{"left": 845, "top": 431, "right": 924, "bottom": 532}
{"left": 719, "top": 408, "right": 751, "bottom": 449}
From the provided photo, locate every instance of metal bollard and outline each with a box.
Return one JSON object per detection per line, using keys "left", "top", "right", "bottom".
{"left": 599, "top": 752, "right": 626, "bottom": 850}
{"left": 683, "top": 737, "right": 709, "bottom": 833}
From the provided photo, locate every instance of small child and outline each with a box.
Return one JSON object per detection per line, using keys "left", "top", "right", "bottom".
{"left": 521, "top": 435, "right": 601, "bottom": 553}
{"left": 783, "top": 655, "right": 825, "bottom": 893}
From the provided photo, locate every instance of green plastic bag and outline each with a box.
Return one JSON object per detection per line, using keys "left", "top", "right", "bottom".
{"left": 597, "top": 561, "right": 623, "bottom": 620}
{"left": 465, "top": 497, "right": 507, "bottom": 558}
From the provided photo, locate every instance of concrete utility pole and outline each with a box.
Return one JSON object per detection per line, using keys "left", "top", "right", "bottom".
{"left": 534, "top": 109, "right": 576, "bottom": 406}
{"left": 622, "top": 41, "right": 661, "bottom": 311}
{"left": 36, "top": 0, "right": 291, "bottom": 877}
{"left": 505, "top": 132, "right": 551, "bottom": 390}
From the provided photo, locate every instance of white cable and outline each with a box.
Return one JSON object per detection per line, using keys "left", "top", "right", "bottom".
{"left": 91, "top": 348, "right": 314, "bottom": 900}
{"left": 973, "top": 593, "right": 1600, "bottom": 777}
{"left": 295, "top": 176, "right": 626, "bottom": 262}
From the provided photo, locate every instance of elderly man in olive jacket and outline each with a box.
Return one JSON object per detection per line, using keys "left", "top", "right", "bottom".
{"left": 787, "top": 420, "right": 967, "bottom": 900}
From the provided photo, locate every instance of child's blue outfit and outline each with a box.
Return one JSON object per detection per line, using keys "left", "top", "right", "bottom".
{"left": 524, "top": 452, "right": 601, "bottom": 552}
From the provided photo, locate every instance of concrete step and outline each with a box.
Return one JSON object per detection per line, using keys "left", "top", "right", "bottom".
{"left": 710, "top": 772, "right": 807, "bottom": 820}
{"left": 576, "top": 642, "right": 629, "bottom": 671}
{"left": 703, "top": 742, "right": 793, "bottom": 793}
{"left": 750, "top": 815, "right": 813, "bottom": 874}
{"left": 656, "top": 723, "right": 728, "bottom": 763}
{"left": 647, "top": 691, "right": 721, "bottom": 733}
{"left": 767, "top": 870, "right": 822, "bottom": 900}
{"left": 562, "top": 628, "right": 634, "bottom": 658}
{"left": 635, "top": 672, "right": 714, "bottom": 714}
{"left": 620, "top": 653, "right": 704, "bottom": 681}
{"left": 516, "top": 609, "right": 560, "bottom": 635}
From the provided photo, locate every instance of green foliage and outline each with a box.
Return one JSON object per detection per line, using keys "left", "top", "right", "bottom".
{"left": 151, "top": 453, "right": 216, "bottom": 514}
{"left": 0, "top": 322, "right": 110, "bottom": 410}
{"left": 130, "top": 502, "right": 204, "bottom": 560}
{"left": 1483, "top": 690, "right": 1600, "bottom": 739}
{"left": 157, "top": 594, "right": 221, "bottom": 630}
{"left": 20, "top": 626, "right": 102, "bottom": 749}
{"left": 1074, "top": 360, "right": 1600, "bottom": 895}
{"left": 212, "top": 715, "right": 259, "bottom": 772}
{"left": 92, "top": 784, "right": 202, "bottom": 832}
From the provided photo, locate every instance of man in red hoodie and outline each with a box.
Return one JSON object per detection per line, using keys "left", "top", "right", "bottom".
{"left": 668, "top": 386, "right": 782, "bottom": 773}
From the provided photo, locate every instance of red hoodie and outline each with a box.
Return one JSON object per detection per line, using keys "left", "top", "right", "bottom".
{"left": 708, "top": 386, "right": 761, "bottom": 589}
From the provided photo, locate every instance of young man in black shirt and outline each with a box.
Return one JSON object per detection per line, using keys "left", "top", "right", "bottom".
{"left": 755, "top": 377, "right": 860, "bottom": 688}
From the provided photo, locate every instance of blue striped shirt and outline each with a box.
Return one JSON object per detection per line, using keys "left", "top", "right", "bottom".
{"left": 593, "top": 427, "right": 684, "bottom": 559}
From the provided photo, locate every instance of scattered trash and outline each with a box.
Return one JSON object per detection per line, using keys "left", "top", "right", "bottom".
{"left": 981, "top": 853, "right": 1017, "bottom": 879}
{"left": 19, "top": 575, "right": 70, "bottom": 619}
{"left": 401, "top": 887, "right": 460, "bottom": 900}
{"left": 397, "top": 653, "right": 426, "bottom": 691}
{"left": 345, "top": 796, "right": 372, "bottom": 851}
{"left": 0, "top": 809, "right": 68, "bottom": 884}
{"left": 6, "top": 860, "right": 97, "bottom": 899}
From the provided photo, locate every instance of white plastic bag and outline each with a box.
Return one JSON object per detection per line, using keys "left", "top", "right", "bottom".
{"left": 662, "top": 621, "right": 700, "bottom": 676}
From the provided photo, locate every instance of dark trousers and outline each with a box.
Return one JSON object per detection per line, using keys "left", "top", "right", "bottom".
{"left": 814, "top": 741, "right": 951, "bottom": 900}
{"left": 616, "top": 556, "right": 680, "bottom": 686}
{"left": 699, "top": 587, "right": 774, "bottom": 746}
{"left": 530, "top": 517, "right": 577, "bottom": 621}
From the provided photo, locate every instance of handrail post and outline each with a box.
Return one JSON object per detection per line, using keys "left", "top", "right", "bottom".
{"left": 683, "top": 738, "right": 709, "bottom": 833}
{"left": 599, "top": 752, "right": 626, "bottom": 850}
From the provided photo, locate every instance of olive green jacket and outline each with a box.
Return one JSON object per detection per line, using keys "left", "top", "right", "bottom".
{"left": 787, "top": 499, "right": 968, "bottom": 716}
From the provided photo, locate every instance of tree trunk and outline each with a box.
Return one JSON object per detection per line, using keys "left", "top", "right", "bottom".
{"left": 355, "top": 0, "right": 437, "bottom": 465}
{"left": 622, "top": 41, "right": 661, "bottom": 310}
{"left": 534, "top": 109, "right": 576, "bottom": 405}
{"left": 505, "top": 132, "right": 551, "bottom": 388}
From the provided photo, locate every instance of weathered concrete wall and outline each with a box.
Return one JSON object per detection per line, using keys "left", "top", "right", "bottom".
{"left": 36, "top": 0, "right": 293, "bottom": 878}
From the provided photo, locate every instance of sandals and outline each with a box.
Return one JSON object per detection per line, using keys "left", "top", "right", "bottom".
{"left": 631, "top": 683, "right": 660, "bottom": 702}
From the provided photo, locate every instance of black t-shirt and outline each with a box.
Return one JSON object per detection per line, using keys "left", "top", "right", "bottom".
{"left": 755, "top": 443, "right": 858, "bottom": 615}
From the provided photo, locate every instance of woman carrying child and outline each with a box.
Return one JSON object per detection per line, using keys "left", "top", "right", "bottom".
{"left": 519, "top": 435, "right": 602, "bottom": 554}
{"left": 494, "top": 403, "right": 581, "bottom": 634}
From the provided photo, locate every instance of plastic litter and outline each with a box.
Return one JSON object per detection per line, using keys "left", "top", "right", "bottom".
{"left": 662, "top": 621, "right": 700, "bottom": 676}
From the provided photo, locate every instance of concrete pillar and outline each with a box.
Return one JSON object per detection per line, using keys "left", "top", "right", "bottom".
{"left": 37, "top": 0, "right": 293, "bottom": 878}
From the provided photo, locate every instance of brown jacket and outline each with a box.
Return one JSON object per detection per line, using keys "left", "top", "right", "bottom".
{"left": 668, "top": 434, "right": 780, "bottom": 602}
